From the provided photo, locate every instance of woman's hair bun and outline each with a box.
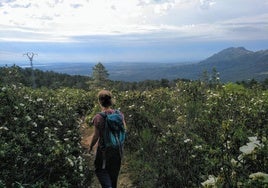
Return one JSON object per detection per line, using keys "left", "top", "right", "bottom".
{"left": 98, "top": 90, "right": 113, "bottom": 107}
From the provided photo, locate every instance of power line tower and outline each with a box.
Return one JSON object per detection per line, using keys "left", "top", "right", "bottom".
{"left": 24, "top": 52, "right": 38, "bottom": 88}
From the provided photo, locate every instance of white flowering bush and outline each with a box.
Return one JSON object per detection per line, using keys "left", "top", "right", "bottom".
{"left": 114, "top": 82, "right": 268, "bottom": 187}
{"left": 0, "top": 85, "right": 94, "bottom": 187}
{"left": 1, "top": 79, "right": 267, "bottom": 187}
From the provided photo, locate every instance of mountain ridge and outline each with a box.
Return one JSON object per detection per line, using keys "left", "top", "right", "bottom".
{"left": 194, "top": 47, "right": 268, "bottom": 81}
{"left": 124, "top": 47, "right": 267, "bottom": 82}
{"left": 200, "top": 47, "right": 254, "bottom": 64}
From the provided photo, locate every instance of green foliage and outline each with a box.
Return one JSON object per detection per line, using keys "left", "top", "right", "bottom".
{"left": 0, "top": 65, "right": 92, "bottom": 89}
{"left": 0, "top": 85, "right": 94, "bottom": 187}
{"left": 1, "top": 69, "right": 267, "bottom": 187}
{"left": 114, "top": 81, "right": 268, "bottom": 187}
{"left": 0, "top": 65, "right": 185, "bottom": 91}
{"left": 91, "top": 62, "right": 109, "bottom": 88}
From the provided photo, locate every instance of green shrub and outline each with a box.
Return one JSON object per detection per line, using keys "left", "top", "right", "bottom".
{"left": 0, "top": 85, "right": 93, "bottom": 187}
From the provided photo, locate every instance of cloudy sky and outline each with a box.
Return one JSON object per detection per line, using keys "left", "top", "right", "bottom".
{"left": 0, "top": 0, "right": 268, "bottom": 64}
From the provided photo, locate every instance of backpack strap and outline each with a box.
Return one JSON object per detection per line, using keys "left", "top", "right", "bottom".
{"left": 98, "top": 112, "right": 107, "bottom": 118}
{"left": 114, "top": 109, "right": 120, "bottom": 114}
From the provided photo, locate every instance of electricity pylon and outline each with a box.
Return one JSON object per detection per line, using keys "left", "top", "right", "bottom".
{"left": 24, "top": 52, "right": 37, "bottom": 88}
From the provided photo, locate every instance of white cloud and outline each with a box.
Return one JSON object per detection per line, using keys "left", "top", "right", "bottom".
{"left": 154, "top": 2, "right": 175, "bottom": 15}
{"left": 199, "top": 0, "right": 215, "bottom": 9}
{"left": 0, "top": 0, "right": 267, "bottom": 43}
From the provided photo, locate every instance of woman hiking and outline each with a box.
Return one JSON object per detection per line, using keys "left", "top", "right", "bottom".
{"left": 89, "top": 90, "right": 126, "bottom": 188}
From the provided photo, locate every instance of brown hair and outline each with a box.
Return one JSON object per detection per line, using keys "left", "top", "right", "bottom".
{"left": 98, "top": 90, "right": 113, "bottom": 107}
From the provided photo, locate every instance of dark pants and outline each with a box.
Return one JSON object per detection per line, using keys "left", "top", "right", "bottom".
{"left": 95, "top": 148, "right": 121, "bottom": 188}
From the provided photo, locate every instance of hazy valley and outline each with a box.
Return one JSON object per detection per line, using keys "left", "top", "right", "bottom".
{"left": 1, "top": 47, "right": 268, "bottom": 82}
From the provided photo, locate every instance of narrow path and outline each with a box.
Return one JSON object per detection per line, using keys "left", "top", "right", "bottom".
{"left": 80, "top": 120, "right": 134, "bottom": 188}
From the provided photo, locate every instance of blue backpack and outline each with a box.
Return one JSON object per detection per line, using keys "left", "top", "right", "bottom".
{"left": 99, "top": 110, "right": 126, "bottom": 150}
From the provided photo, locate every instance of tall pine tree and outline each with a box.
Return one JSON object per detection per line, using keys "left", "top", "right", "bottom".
{"left": 92, "top": 62, "right": 109, "bottom": 87}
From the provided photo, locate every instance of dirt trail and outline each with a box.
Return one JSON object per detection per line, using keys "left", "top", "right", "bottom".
{"left": 80, "top": 121, "right": 134, "bottom": 188}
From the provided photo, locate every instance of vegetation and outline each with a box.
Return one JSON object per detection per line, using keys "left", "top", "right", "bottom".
{"left": 0, "top": 65, "right": 91, "bottom": 89}
{"left": 0, "top": 85, "right": 94, "bottom": 187}
{"left": 1, "top": 64, "right": 267, "bottom": 91}
{"left": 0, "top": 65, "right": 267, "bottom": 187}
{"left": 115, "top": 82, "right": 268, "bottom": 187}
{"left": 91, "top": 62, "right": 109, "bottom": 88}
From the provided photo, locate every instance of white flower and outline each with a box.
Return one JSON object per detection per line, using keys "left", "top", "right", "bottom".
{"left": 0, "top": 126, "right": 9, "bottom": 131}
{"left": 238, "top": 154, "right": 243, "bottom": 162}
{"left": 249, "top": 172, "right": 268, "bottom": 182}
{"left": 239, "top": 136, "right": 263, "bottom": 155}
{"left": 38, "top": 115, "right": 44, "bottom": 120}
{"left": 67, "top": 158, "right": 74, "bottom": 167}
{"left": 32, "top": 122, "right": 38, "bottom": 127}
{"left": 57, "top": 120, "right": 63, "bottom": 126}
{"left": 194, "top": 145, "right": 202, "bottom": 149}
{"left": 201, "top": 175, "right": 218, "bottom": 187}
{"left": 25, "top": 115, "right": 31, "bottom": 121}
{"left": 231, "top": 158, "right": 238, "bottom": 166}
{"left": 239, "top": 144, "right": 255, "bottom": 155}
{"left": 184, "top": 138, "right": 192, "bottom": 143}
{"left": 36, "top": 98, "right": 43, "bottom": 102}
{"left": 248, "top": 136, "right": 258, "bottom": 142}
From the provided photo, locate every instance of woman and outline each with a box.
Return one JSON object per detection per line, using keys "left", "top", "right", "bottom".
{"left": 89, "top": 90, "right": 126, "bottom": 188}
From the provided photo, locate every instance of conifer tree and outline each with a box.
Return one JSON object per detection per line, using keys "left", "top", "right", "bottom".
{"left": 92, "top": 62, "right": 109, "bottom": 87}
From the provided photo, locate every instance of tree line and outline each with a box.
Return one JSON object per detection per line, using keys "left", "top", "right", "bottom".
{"left": 1, "top": 63, "right": 267, "bottom": 91}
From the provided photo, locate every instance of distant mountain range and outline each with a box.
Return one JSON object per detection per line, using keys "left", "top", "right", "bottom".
{"left": 198, "top": 47, "right": 268, "bottom": 82}
{"left": 108, "top": 47, "right": 268, "bottom": 82}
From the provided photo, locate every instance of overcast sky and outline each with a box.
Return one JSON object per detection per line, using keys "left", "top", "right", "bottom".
{"left": 0, "top": 0, "right": 268, "bottom": 63}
